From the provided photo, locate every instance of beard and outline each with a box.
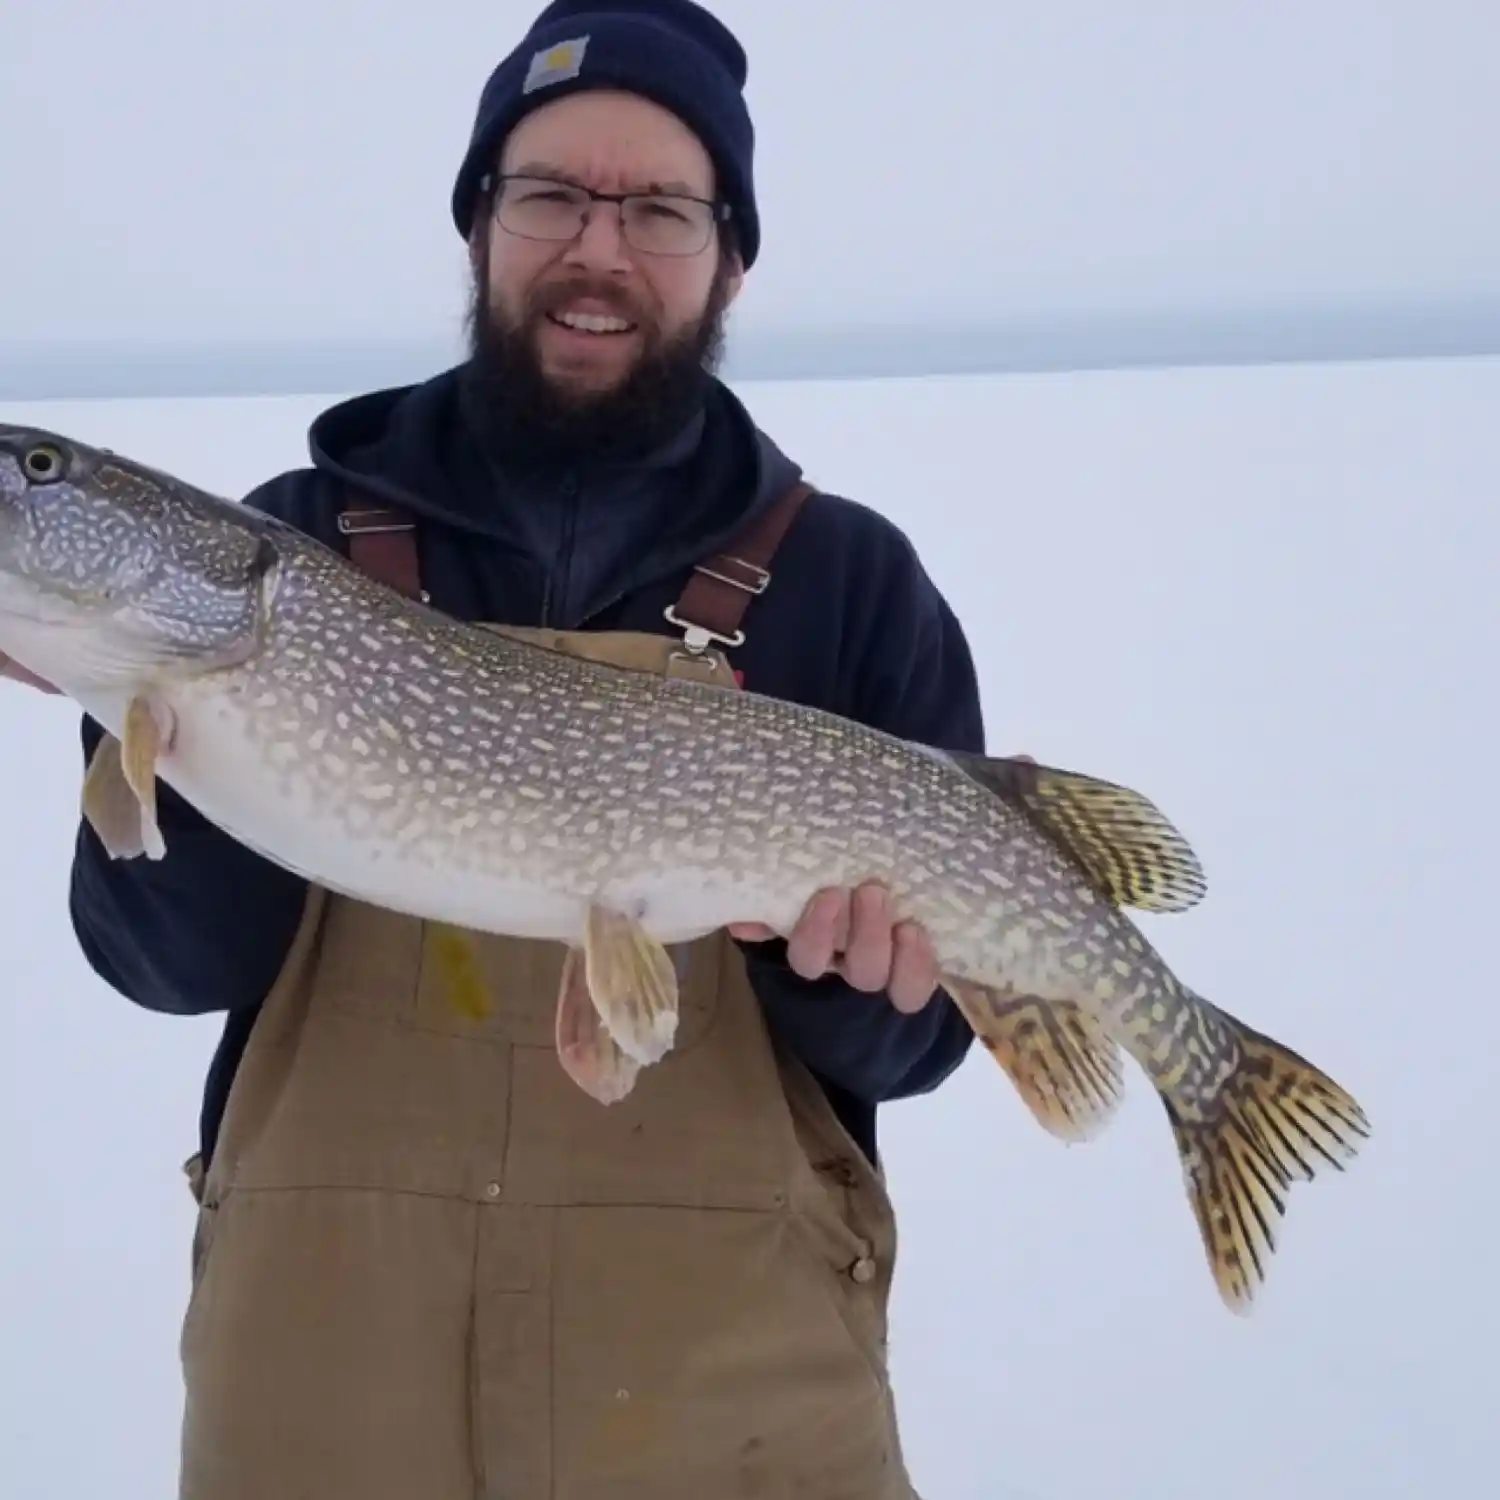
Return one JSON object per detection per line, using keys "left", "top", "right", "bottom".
{"left": 459, "top": 250, "right": 734, "bottom": 468}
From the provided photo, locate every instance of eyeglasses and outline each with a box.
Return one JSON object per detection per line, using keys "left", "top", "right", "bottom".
{"left": 482, "top": 172, "right": 730, "bottom": 257}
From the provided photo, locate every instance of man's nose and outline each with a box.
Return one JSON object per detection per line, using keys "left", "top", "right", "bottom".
{"left": 563, "top": 202, "right": 633, "bottom": 272}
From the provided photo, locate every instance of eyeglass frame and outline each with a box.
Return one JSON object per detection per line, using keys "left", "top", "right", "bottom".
{"left": 478, "top": 170, "right": 734, "bottom": 257}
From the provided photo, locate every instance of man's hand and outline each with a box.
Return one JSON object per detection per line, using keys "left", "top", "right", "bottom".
{"left": 725, "top": 759, "right": 1037, "bottom": 1014}
{"left": 0, "top": 651, "right": 60, "bottom": 694}
{"left": 727, "top": 882, "right": 940, "bottom": 1014}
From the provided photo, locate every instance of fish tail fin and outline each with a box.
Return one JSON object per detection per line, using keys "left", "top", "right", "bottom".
{"left": 1166, "top": 1002, "right": 1370, "bottom": 1314}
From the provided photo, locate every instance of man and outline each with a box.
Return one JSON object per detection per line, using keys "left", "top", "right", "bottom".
{"left": 9, "top": 2, "right": 987, "bottom": 1494}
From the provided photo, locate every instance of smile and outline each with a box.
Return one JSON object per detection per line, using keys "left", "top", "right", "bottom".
{"left": 546, "top": 311, "right": 636, "bottom": 335}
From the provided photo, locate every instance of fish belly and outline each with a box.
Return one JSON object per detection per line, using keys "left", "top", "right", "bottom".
{"left": 125, "top": 685, "right": 817, "bottom": 946}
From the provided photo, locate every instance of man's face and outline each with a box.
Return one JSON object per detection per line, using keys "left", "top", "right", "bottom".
{"left": 464, "top": 88, "right": 744, "bottom": 459}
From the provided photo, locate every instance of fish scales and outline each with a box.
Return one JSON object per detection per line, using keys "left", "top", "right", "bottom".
{"left": 204, "top": 538, "right": 1189, "bottom": 1043}
{"left": 0, "top": 424, "right": 1372, "bottom": 1314}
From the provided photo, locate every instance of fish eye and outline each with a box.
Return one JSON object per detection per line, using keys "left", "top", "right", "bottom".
{"left": 21, "top": 444, "right": 65, "bottom": 484}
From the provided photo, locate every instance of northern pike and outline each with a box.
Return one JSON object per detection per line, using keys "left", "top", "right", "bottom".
{"left": 0, "top": 424, "right": 1370, "bottom": 1313}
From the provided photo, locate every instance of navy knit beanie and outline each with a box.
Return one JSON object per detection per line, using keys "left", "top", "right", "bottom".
{"left": 451, "top": 0, "right": 759, "bottom": 267}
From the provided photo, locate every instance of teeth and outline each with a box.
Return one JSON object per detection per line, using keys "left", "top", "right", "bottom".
{"left": 554, "top": 311, "right": 633, "bottom": 334}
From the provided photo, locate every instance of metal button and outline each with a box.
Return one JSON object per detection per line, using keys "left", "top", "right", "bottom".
{"left": 849, "top": 1256, "right": 877, "bottom": 1284}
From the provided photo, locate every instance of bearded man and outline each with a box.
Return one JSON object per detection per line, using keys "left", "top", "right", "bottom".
{"left": 51, "top": 3, "right": 988, "bottom": 1495}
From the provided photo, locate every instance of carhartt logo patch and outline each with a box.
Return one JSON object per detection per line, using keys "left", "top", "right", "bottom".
{"left": 523, "top": 36, "right": 589, "bottom": 92}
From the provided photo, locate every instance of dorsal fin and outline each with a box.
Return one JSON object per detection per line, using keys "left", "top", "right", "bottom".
{"left": 947, "top": 752, "right": 1207, "bottom": 913}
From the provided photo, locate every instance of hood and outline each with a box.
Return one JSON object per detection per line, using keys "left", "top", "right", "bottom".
{"left": 304, "top": 364, "right": 805, "bottom": 587}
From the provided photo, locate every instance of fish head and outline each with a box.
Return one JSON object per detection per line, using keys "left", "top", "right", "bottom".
{"left": 0, "top": 424, "right": 277, "bottom": 693}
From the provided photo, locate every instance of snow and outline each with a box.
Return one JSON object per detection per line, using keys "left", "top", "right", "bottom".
{"left": 1, "top": 354, "right": 1496, "bottom": 1498}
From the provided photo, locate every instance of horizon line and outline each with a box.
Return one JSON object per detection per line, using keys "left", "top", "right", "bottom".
{"left": 5, "top": 307, "right": 1499, "bottom": 404}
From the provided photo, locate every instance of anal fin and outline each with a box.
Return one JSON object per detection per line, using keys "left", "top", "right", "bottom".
{"left": 556, "top": 944, "right": 642, "bottom": 1105}
{"left": 944, "top": 974, "right": 1126, "bottom": 1143}
{"left": 581, "top": 904, "right": 679, "bottom": 1065}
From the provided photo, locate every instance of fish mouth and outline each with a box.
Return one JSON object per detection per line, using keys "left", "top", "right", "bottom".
{"left": 0, "top": 575, "right": 111, "bottom": 625}
{"left": 0, "top": 550, "right": 272, "bottom": 694}
{"left": 0, "top": 601, "right": 115, "bottom": 697}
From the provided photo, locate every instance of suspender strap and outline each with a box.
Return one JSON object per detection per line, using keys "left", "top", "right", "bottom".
{"left": 336, "top": 478, "right": 815, "bottom": 646}
{"left": 336, "top": 505, "right": 427, "bottom": 602}
{"left": 663, "top": 479, "right": 813, "bottom": 651}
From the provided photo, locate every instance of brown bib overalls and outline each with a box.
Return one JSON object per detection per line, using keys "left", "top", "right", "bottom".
{"left": 175, "top": 483, "right": 920, "bottom": 1498}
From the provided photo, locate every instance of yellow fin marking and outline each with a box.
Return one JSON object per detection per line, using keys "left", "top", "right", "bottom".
{"left": 945, "top": 975, "right": 1125, "bottom": 1143}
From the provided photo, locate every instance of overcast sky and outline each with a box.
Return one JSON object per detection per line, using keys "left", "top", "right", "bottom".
{"left": 2, "top": 352, "right": 1496, "bottom": 1498}
{"left": 4, "top": 0, "right": 1499, "bottom": 398}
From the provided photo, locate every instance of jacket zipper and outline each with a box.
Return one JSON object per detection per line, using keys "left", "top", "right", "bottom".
{"left": 541, "top": 472, "right": 581, "bottom": 628}
{"left": 542, "top": 474, "right": 781, "bottom": 636}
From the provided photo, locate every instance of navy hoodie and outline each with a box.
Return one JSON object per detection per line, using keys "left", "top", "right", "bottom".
{"left": 68, "top": 365, "right": 987, "bottom": 1169}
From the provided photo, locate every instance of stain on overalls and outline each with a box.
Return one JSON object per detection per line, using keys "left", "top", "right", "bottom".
{"left": 175, "top": 486, "right": 921, "bottom": 1499}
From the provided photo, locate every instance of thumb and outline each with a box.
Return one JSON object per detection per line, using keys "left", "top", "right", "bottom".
{"left": 726, "top": 921, "right": 776, "bottom": 941}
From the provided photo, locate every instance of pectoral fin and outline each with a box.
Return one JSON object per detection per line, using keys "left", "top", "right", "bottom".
{"left": 80, "top": 694, "right": 174, "bottom": 860}
{"left": 581, "top": 904, "right": 679, "bottom": 1065}
{"left": 81, "top": 734, "right": 149, "bottom": 859}
{"left": 555, "top": 945, "right": 642, "bottom": 1105}
{"left": 944, "top": 975, "right": 1125, "bottom": 1143}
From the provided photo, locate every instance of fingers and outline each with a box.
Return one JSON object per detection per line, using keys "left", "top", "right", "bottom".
{"left": 886, "top": 920, "right": 940, "bottom": 1012}
{"left": 725, "top": 921, "right": 776, "bottom": 941}
{"left": 753, "top": 882, "right": 938, "bottom": 1012}
{"left": 784, "top": 887, "right": 847, "bottom": 980}
{"left": 838, "top": 882, "right": 893, "bottom": 992}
